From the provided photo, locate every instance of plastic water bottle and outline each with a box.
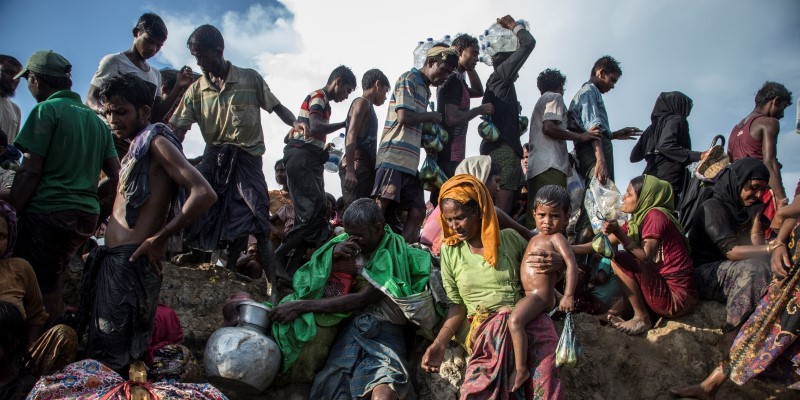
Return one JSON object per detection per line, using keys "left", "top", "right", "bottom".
{"left": 324, "top": 132, "right": 345, "bottom": 173}
{"left": 413, "top": 41, "right": 425, "bottom": 69}
{"left": 442, "top": 35, "right": 452, "bottom": 46}
{"left": 480, "top": 44, "right": 494, "bottom": 66}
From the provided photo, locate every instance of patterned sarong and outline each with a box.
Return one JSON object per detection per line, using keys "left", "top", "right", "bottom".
{"left": 460, "top": 310, "right": 563, "bottom": 400}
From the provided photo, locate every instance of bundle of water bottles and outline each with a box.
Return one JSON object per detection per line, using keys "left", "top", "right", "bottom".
{"left": 412, "top": 35, "right": 453, "bottom": 69}
{"left": 478, "top": 19, "right": 530, "bottom": 66}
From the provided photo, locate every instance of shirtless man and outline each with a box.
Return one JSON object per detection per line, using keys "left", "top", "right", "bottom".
{"left": 727, "top": 82, "right": 793, "bottom": 218}
{"left": 508, "top": 185, "right": 578, "bottom": 392}
{"left": 80, "top": 73, "right": 216, "bottom": 372}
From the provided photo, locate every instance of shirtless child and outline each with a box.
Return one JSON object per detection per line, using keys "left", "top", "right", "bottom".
{"left": 80, "top": 73, "right": 216, "bottom": 372}
{"left": 509, "top": 185, "right": 578, "bottom": 392}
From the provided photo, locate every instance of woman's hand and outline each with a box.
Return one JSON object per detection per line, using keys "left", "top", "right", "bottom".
{"left": 770, "top": 243, "right": 791, "bottom": 279}
{"left": 602, "top": 220, "right": 622, "bottom": 237}
{"left": 421, "top": 342, "right": 446, "bottom": 373}
{"left": 525, "top": 248, "right": 566, "bottom": 274}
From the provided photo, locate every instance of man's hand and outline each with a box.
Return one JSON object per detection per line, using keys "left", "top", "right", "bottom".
{"left": 427, "top": 112, "right": 442, "bottom": 124}
{"left": 479, "top": 103, "right": 494, "bottom": 116}
{"left": 344, "top": 169, "right": 358, "bottom": 192}
{"left": 176, "top": 66, "right": 194, "bottom": 89}
{"left": 524, "top": 248, "right": 566, "bottom": 274}
{"left": 270, "top": 301, "right": 307, "bottom": 324}
{"left": 130, "top": 235, "right": 168, "bottom": 275}
{"left": 612, "top": 127, "right": 641, "bottom": 140}
{"left": 578, "top": 125, "right": 603, "bottom": 142}
{"left": 770, "top": 244, "right": 791, "bottom": 279}
{"left": 593, "top": 162, "right": 608, "bottom": 185}
{"left": 293, "top": 121, "right": 309, "bottom": 140}
{"left": 421, "top": 342, "right": 446, "bottom": 373}
{"left": 497, "top": 15, "right": 518, "bottom": 31}
{"left": 332, "top": 239, "right": 361, "bottom": 261}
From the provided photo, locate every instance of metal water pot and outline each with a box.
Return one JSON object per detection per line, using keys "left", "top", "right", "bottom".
{"left": 204, "top": 301, "right": 281, "bottom": 393}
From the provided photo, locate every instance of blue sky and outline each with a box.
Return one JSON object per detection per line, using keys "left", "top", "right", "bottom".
{"left": 3, "top": 0, "right": 799, "bottom": 198}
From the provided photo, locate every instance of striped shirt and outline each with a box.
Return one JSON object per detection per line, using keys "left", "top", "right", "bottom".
{"left": 292, "top": 89, "right": 331, "bottom": 148}
{"left": 170, "top": 62, "right": 280, "bottom": 157}
{"left": 376, "top": 68, "right": 431, "bottom": 175}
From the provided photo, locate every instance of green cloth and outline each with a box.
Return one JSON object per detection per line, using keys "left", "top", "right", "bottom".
{"left": 440, "top": 229, "right": 527, "bottom": 316}
{"left": 627, "top": 175, "right": 683, "bottom": 246}
{"left": 271, "top": 225, "right": 430, "bottom": 372}
{"left": 14, "top": 90, "right": 117, "bottom": 214}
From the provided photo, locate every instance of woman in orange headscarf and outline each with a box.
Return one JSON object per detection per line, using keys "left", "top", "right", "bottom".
{"left": 420, "top": 175, "right": 563, "bottom": 400}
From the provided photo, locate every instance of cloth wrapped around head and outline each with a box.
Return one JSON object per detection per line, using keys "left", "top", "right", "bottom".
{"left": 627, "top": 175, "right": 683, "bottom": 246}
{"left": 438, "top": 174, "right": 500, "bottom": 267}
{"left": 0, "top": 200, "right": 17, "bottom": 258}
{"left": 426, "top": 45, "right": 458, "bottom": 64}
{"left": 454, "top": 155, "right": 493, "bottom": 184}
{"left": 712, "top": 158, "right": 770, "bottom": 225}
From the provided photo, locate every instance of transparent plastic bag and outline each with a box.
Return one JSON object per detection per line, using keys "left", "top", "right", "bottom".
{"left": 584, "top": 178, "right": 627, "bottom": 234}
{"left": 477, "top": 116, "right": 500, "bottom": 142}
{"left": 591, "top": 232, "right": 614, "bottom": 259}
{"left": 555, "top": 313, "right": 580, "bottom": 368}
{"left": 419, "top": 156, "right": 448, "bottom": 190}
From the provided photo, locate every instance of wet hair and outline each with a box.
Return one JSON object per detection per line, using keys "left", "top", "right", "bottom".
{"left": 327, "top": 65, "right": 357, "bottom": 87}
{"left": 537, "top": 68, "right": 566, "bottom": 94}
{"left": 533, "top": 185, "right": 570, "bottom": 214}
{"left": 0, "top": 301, "right": 28, "bottom": 369}
{"left": 491, "top": 51, "right": 513, "bottom": 68}
{"left": 99, "top": 73, "right": 154, "bottom": 109}
{"left": 274, "top": 159, "right": 285, "bottom": 169}
{"left": 630, "top": 175, "right": 645, "bottom": 197}
{"left": 135, "top": 12, "right": 168, "bottom": 42}
{"left": 755, "top": 81, "right": 793, "bottom": 106}
{"left": 188, "top": 24, "right": 225, "bottom": 52}
{"left": 29, "top": 71, "right": 71, "bottom": 91}
{"left": 489, "top": 161, "right": 502, "bottom": 180}
{"left": 427, "top": 44, "right": 459, "bottom": 69}
{"left": 160, "top": 69, "right": 177, "bottom": 93}
{"left": 591, "top": 55, "right": 622, "bottom": 77}
{"left": 440, "top": 198, "right": 481, "bottom": 218}
{"left": 0, "top": 55, "right": 22, "bottom": 68}
{"left": 452, "top": 34, "right": 478, "bottom": 50}
{"left": 343, "top": 198, "right": 385, "bottom": 227}
{"left": 362, "top": 68, "right": 389, "bottom": 91}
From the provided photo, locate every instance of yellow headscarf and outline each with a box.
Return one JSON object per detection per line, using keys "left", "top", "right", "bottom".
{"left": 438, "top": 174, "right": 501, "bottom": 267}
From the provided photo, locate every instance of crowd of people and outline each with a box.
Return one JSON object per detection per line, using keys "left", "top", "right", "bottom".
{"left": 0, "top": 10, "right": 798, "bottom": 400}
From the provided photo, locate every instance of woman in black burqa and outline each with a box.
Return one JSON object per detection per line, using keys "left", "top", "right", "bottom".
{"left": 630, "top": 91, "right": 703, "bottom": 199}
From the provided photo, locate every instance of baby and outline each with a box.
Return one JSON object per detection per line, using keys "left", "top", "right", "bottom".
{"left": 509, "top": 185, "right": 578, "bottom": 392}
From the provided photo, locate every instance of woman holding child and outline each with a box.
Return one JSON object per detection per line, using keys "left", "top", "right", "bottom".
{"left": 420, "top": 175, "right": 563, "bottom": 399}
{"left": 574, "top": 175, "right": 697, "bottom": 335}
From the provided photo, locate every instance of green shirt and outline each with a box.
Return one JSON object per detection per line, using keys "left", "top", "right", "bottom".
{"left": 440, "top": 229, "right": 527, "bottom": 316}
{"left": 15, "top": 90, "right": 117, "bottom": 214}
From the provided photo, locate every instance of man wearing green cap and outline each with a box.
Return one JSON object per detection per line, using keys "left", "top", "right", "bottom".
{"left": 11, "top": 50, "right": 120, "bottom": 325}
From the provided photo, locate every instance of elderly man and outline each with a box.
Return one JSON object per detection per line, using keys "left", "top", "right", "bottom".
{"left": 270, "top": 198, "right": 431, "bottom": 399}
{"left": 12, "top": 51, "right": 120, "bottom": 325}
{"left": 170, "top": 25, "right": 305, "bottom": 297}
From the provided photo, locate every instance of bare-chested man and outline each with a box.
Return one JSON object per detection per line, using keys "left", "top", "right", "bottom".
{"left": 79, "top": 73, "right": 216, "bottom": 372}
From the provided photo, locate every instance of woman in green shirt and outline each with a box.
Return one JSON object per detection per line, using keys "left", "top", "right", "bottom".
{"left": 420, "top": 174, "right": 564, "bottom": 399}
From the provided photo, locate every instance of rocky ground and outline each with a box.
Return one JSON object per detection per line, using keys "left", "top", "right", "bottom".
{"left": 65, "top": 261, "right": 796, "bottom": 399}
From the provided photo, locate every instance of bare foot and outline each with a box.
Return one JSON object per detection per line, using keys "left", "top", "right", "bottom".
{"left": 510, "top": 367, "right": 530, "bottom": 392}
{"left": 608, "top": 315, "right": 652, "bottom": 335}
{"left": 668, "top": 384, "right": 715, "bottom": 399}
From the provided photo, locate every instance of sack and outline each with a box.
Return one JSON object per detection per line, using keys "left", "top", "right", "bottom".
{"left": 555, "top": 313, "right": 580, "bottom": 368}
{"left": 477, "top": 116, "right": 500, "bottom": 142}
{"left": 591, "top": 233, "right": 614, "bottom": 259}
{"left": 584, "top": 178, "right": 627, "bottom": 234}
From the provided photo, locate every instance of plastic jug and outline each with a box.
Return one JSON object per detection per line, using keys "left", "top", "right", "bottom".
{"left": 324, "top": 132, "right": 345, "bottom": 173}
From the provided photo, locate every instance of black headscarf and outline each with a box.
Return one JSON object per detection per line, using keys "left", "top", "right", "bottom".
{"left": 711, "top": 158, "right": 770, "bottom": 225}
{"left": 632, "top": 91, "right": 694, "bottom": 161}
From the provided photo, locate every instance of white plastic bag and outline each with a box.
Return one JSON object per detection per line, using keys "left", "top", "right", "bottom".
{"left": 555, "top": 313, "right": 580, "bottom": 368}
{"left": 584, "top": 178, "right": 627, "bottom": 234}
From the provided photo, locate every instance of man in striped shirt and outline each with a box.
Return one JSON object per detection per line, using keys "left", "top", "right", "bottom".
{"left": 373, "top": 45, "right": 457, "bottom": 243}
{"left": 278, "top": 66, "right": 356, "bottom": 276}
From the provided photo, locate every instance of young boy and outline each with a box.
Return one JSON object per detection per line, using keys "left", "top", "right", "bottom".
{"left": 82, "top": 73, "right": 216, "bottom": 372}
{"left": 508, "top": 185, "right": 578, "bottom": 391}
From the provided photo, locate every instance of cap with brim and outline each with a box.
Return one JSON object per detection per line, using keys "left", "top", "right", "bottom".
{"left": 13, "top": 50, "right": 71, "bottom": 80}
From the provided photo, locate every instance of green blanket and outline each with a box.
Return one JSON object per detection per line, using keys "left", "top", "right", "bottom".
{"left": 271, "top": 225, "right": 430, "bottom": 372}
